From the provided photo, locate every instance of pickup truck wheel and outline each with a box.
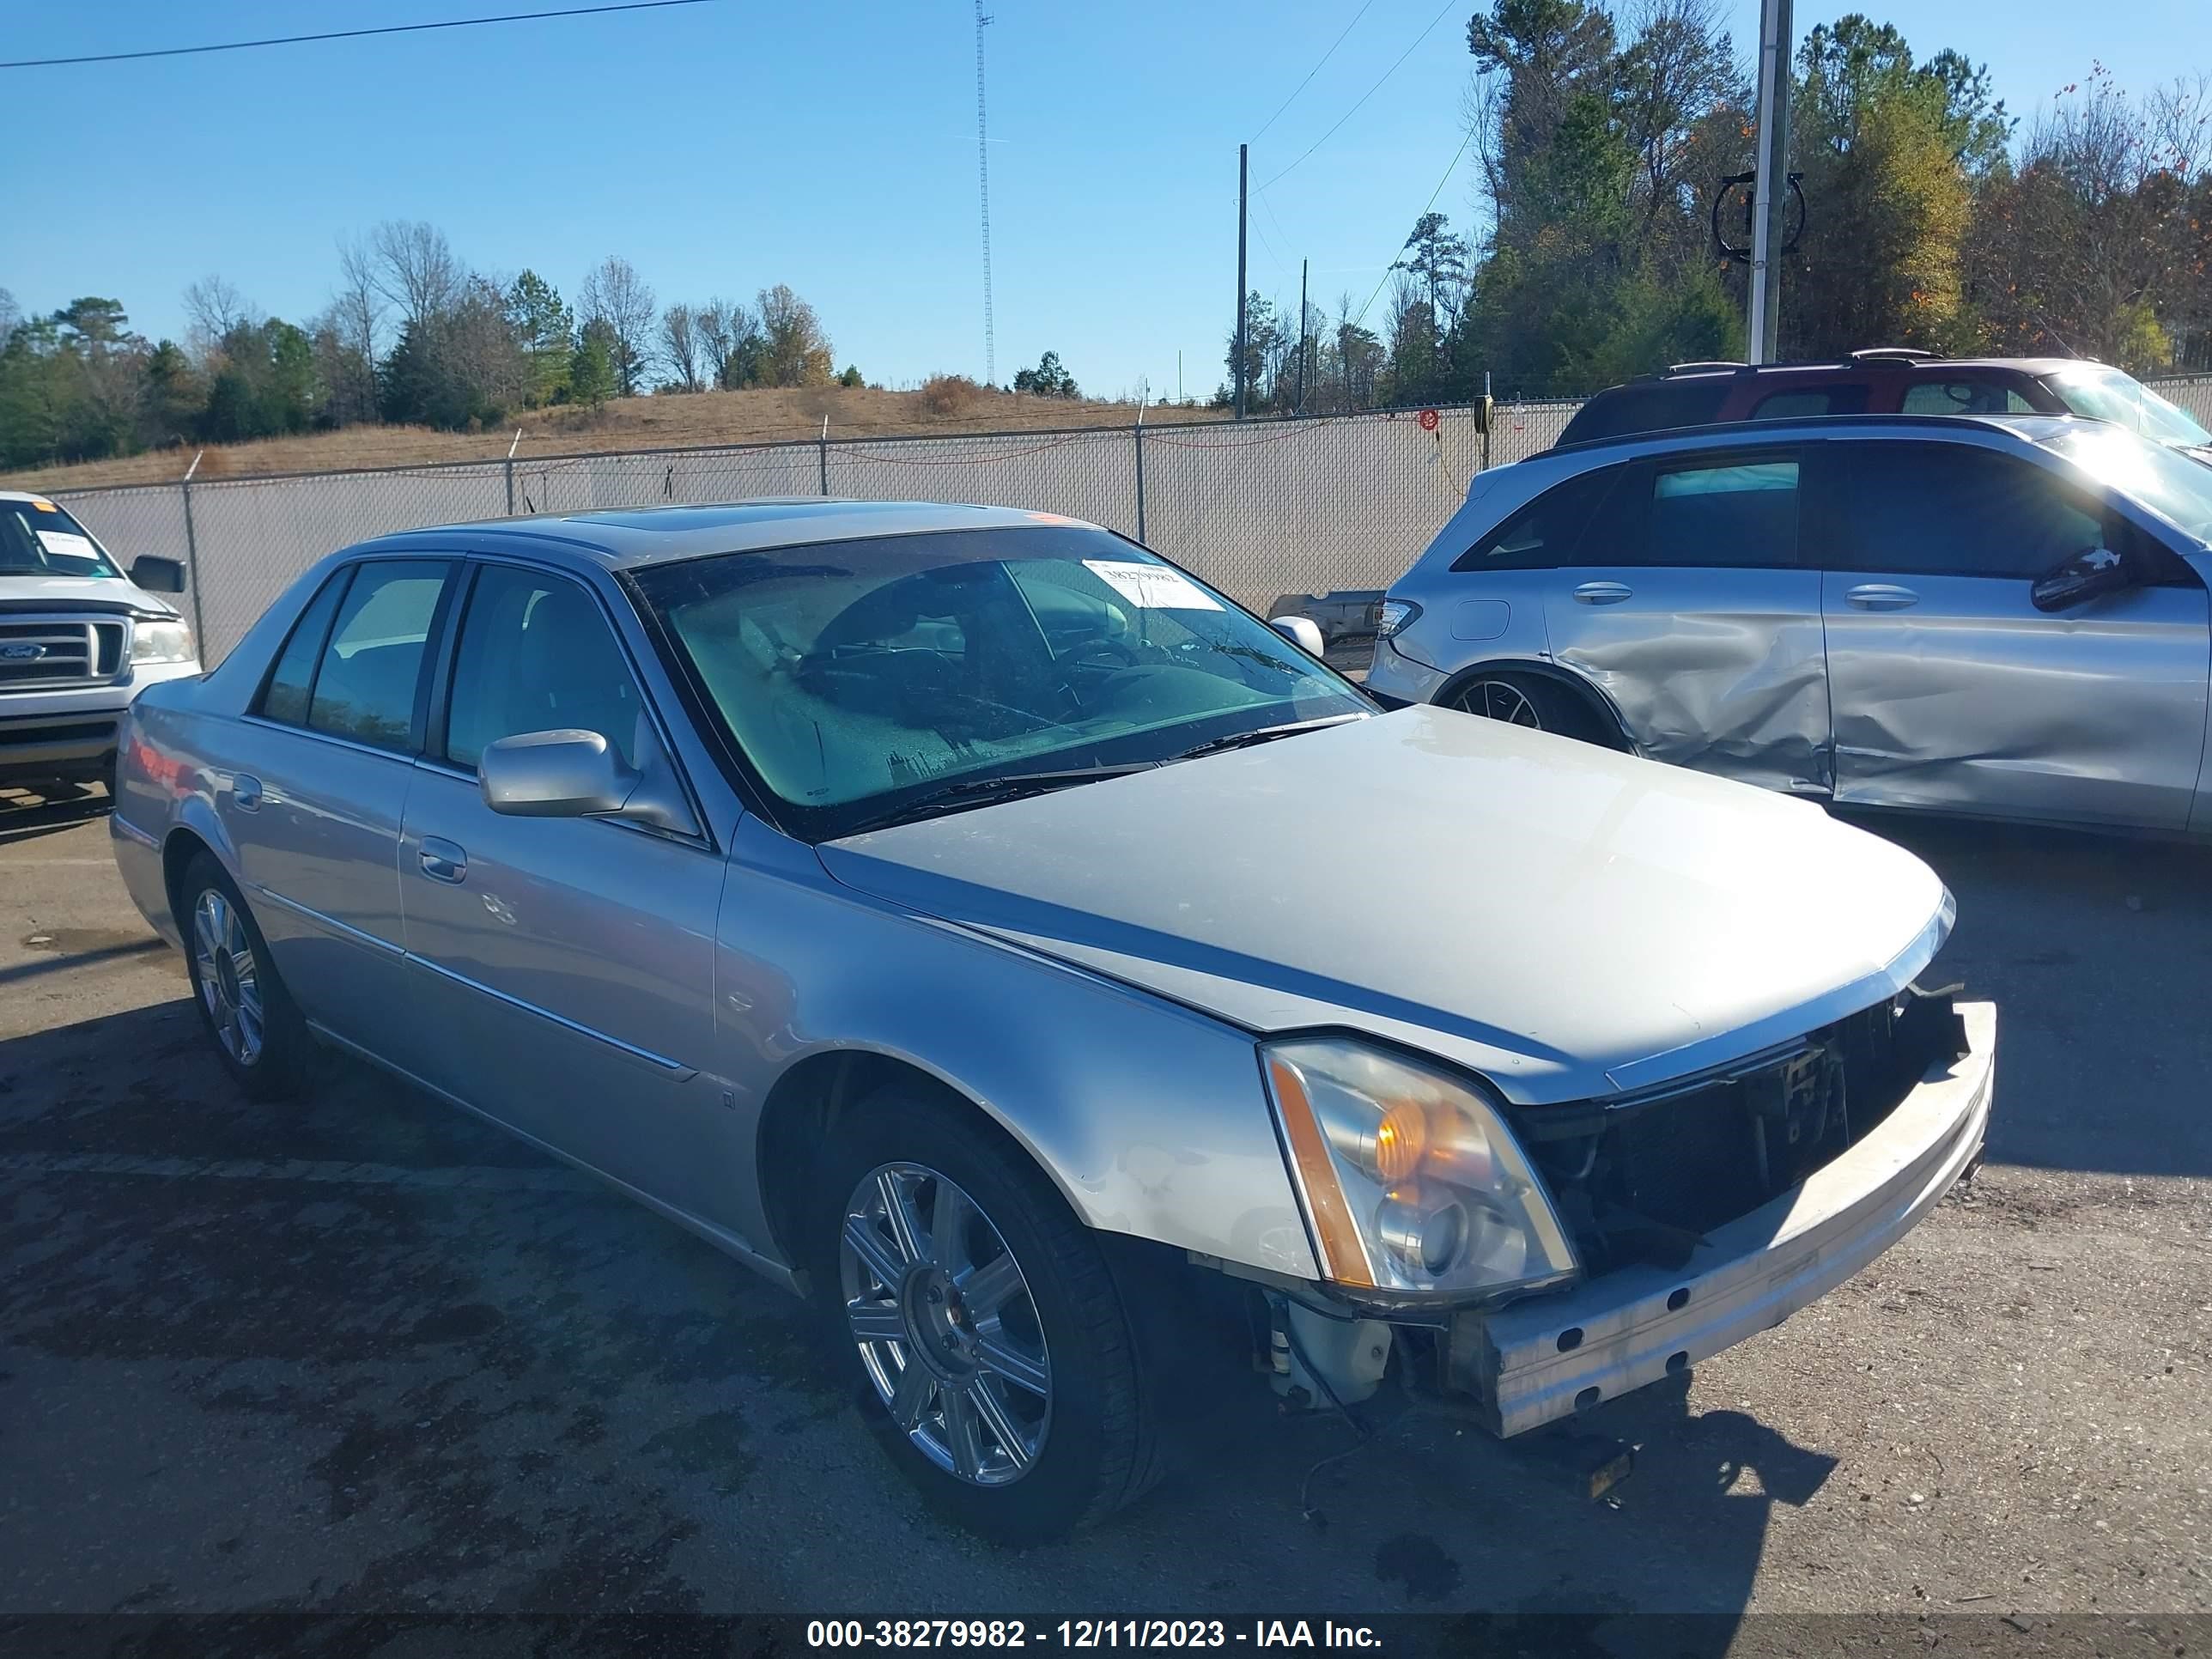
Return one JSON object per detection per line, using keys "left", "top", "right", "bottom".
{"left": 815, "top": 1087, "right": 1161, "bottom": 1540}
{"left": 179, "top": 852, "right": 313, "bottom": 1101}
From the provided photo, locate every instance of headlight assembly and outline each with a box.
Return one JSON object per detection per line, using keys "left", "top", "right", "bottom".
{"left": 131, "top": 620, "right": 196, "bottom": 665}
{"left": 1261, "top": 1036, "right": 1578, "bottom": 1298}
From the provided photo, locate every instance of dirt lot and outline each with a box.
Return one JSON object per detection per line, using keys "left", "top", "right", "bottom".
{"left": 1, "top": 784, "right": 2208, "bottom": 1644}
{"left": 0, "top": 385, "right": 1222, "bottom": 495}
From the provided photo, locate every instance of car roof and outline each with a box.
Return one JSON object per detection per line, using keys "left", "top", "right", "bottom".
{"left": 1609, "top": 356, "right": 2088, "bottom": 387}
{"left": 349, "top": 498, "right": 1085, "bottom": 568}
{"left": 1540, "top": 410, "right": 2087, "bottom": 463}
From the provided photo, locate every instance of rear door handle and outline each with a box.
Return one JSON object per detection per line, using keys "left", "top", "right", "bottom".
{"left": 1572, "top": 581, "right": 1633, "bottom": 605}
{"left": 418, "top": 837, "right": 468, "bottom": 884}
{"left": 1845, "top": 583, "right": 1919, "bottom": 611}
{"left": 232, "top": 774, "right": 263, "bottom": 812}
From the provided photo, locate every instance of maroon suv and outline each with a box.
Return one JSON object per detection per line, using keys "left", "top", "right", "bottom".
{"left": 1557, "top": 349, "right": 2211, "bottom": 457}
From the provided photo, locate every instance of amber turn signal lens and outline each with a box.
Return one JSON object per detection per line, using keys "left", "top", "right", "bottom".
{"left": 1371, "top": 1100, "right": 1429, "bottom": 1183}
{"left": 1267, "top": 1056, "right": 1376, "bottom": 1288}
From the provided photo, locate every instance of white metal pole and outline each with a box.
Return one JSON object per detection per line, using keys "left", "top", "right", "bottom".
{"left": 1747, "top": 0, "right": 1793, "bottom": 364}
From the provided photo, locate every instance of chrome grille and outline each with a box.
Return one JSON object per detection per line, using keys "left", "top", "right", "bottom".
{"left": 0, "top": 616, "right": 129, "bottom": 690}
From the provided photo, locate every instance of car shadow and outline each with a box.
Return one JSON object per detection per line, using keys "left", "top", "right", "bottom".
{"left": 1, "top": 997, "right": 1810, "bottom": 1630}
{"left": 1833, "top": 808, "right": 2212, "bottom": 1179}
{"left": 0, "top": 781, "right": 111, "bottom": 849}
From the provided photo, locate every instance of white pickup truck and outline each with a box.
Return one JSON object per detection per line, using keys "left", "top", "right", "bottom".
{"left": 0, "top": 490, "right": 203, "bottom": 789}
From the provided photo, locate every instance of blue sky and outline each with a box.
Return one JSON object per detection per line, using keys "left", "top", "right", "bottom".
{"left": 3, "top": 0, "right": 2199, "bottom": 400}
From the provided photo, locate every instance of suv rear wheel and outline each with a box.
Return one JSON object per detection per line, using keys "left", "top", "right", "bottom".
{"left": 1445, "top": 672, "right": 1622, "bottom": 749}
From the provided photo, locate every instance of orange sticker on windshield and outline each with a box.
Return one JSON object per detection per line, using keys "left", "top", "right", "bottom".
{"left": 31, "top": 499, "right": 57, "bottom": 512}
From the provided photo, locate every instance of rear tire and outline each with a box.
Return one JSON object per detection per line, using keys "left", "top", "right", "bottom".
{"left": 811, "top": 1084, "right": 1162, "bottom": 1542}
{"left": 178, "top": 852, "right": 314, "bottom": 1101}
{"left": 1445, "top": 672, "right": 1622, "bottom": 749}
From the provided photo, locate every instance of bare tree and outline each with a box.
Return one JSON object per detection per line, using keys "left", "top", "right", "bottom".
{"left": 659, "top": 302, "right": 702, "bottom": 392}
{"left": 181, "top": 274, "right": 258, "bottom": 357}
{"left": 578, "top": 255, "right": 658, "bottom": 396}
{"left": 696, "top": 295, "right": 763, "bottom": 388}
{"left": 369, "top": 220, "right": 459, "bottom": 334}
{"left": 0, "top": 288, "right": 18, "bottom": 349}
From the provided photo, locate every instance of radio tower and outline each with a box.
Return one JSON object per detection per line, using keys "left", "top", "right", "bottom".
{"left": 975, "top": 0, "right": 995, "bottom": 386}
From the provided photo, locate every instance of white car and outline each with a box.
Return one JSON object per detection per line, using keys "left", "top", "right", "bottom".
{"left": 0, "top": 491, "right": 202, "bottom": 789}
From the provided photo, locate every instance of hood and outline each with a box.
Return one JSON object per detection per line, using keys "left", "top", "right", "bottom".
{"left": 0, "top": 574, "right": 174, "bottom": 617}
{"left": 817, "top": 708, "right": 1952, "bottom": 1106}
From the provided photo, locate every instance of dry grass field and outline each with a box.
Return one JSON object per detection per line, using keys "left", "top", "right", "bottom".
{"left": 0, "top": 384, "right": 1225, "bottom": 494}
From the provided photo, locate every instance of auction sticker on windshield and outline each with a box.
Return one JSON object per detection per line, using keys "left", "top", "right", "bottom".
{"left": 1083, "top": 560, "right": 1222, "bottom": 611}
{"left": 37, "top": 531, "right": 100, "bottom": 563}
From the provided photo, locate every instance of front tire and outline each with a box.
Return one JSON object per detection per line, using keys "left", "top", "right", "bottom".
{"left": 179, "top": 852, "right": 314, "bottom": 1101}
{"left": 813, "top": 1085, "right": 1161, "bottom": 1541}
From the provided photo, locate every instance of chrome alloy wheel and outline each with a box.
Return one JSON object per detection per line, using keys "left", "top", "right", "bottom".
{"left": 191, "top": 888, "right": 264, "bottom": 1066}
{"left": 1453, "top": 678, "right": 1541, "bottom": 727}
{"left": 841, "top": 1163, "right": 1052, "bottom": 1486}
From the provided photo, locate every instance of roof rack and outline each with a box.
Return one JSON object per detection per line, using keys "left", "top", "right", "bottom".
{"left": 1850, "top": 347, "right": 1941, "bottom": 363}
{"left": 1662, "top": 361, "right": 1751, "bottom": 375}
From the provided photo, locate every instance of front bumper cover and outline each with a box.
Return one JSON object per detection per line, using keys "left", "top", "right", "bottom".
{"left": 1452, "top": 1000, "right": 1994, "bottom": 1436}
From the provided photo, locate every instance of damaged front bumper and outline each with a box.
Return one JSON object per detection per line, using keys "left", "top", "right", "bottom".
{"left": 1449, "top": 1000, "right": 1994, "bottom": 1437}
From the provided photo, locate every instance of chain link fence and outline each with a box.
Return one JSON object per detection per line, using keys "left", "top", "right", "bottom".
{"left": 41, "top": 375, "right": 2207, "bottom": 665}
{"left": 45, "top": 398, "right": 1577, "bottom": 664}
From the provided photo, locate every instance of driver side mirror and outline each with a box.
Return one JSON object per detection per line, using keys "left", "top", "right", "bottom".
{"left": 480, "top": 728, "right": 638, "bottom": 817}
{"left": 2031, "top": 545, "right": 2131, "bottom": 613}
{"left": 130, "top": 555, "right": 186, "bottom": 594}
{"left": 1268, "top": 614, "right": 1326, "bottom": 657}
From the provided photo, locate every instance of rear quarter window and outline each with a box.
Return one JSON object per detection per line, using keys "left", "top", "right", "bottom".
{"left": 1559, "top": 381, "right": 1730, "bottom": 444}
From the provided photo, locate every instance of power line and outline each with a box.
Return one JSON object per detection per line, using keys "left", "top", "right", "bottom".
{"left": 1257, "top": 0, "right": 1458, "bottom": 192}
{"left": 1250, "top": 0, "right": 1378, "bottom": 143}
{"left": 1351, "top": 125, "right": 1474, "bottom": 331}
{"left": 0, "top": 0, "right": 720, "bottom": 70}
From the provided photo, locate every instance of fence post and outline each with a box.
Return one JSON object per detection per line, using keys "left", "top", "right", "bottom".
{"left": 505, "top": 428, "right": 521, "bottom": 514}
{"left": 818, "top": 416, "right": 830, "bottom": 496}
{"left": 1133, "top": 407, "right": 1147, "bottom": 544}
{"left": 179, "top": 452, "right": 209, "bottom": 659}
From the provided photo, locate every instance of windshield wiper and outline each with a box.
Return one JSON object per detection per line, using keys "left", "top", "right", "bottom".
{"left": 1167, "top": 714, "right": 1368, "bottom": 763}
{"left": 838, "top": 762, "right": 1158, "bottom": 836}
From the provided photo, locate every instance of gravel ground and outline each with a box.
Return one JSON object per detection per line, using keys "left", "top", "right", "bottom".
{"left": 1, "top": 782, "right": 2207, "bottom": 1644}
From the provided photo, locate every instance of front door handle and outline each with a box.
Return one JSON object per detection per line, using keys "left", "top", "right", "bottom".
{"left": 1572, "top": 581, "right": 1634, "bottom": 605}
{"left": 1845, "top": 583, "right": 1920, "bottom": 611}
{"left": 418, "top": 837, "right": 468, "bottom": 884}
{"left": 232, "top": 774, "right": 263, "bottom": 812}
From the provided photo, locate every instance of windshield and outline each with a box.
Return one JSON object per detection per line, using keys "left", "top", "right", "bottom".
{"left": 2045, "top": 425, "right": 2212, "bottom": 543}
{"left": 0, "top": 500, "right": 121, "bottom": 579}
{"left": 633, "top": 524, "right": 1370, "bottom": 839}
{"left": 2045, "top": 367, "right": 2212, "bottom": 448}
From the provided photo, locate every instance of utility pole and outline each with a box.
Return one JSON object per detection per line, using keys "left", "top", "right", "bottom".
{"left": 975, "top": 1, "right": 996, "bottom": 385}
{"left": 1234, "top": 143, "right": 1249, "bottom": 421}
{"left": 1746, "top": 0, "right": 1793, "bottom": 363}
{"left": 1296, "top": 257, "right": 1309, "bottom": 414}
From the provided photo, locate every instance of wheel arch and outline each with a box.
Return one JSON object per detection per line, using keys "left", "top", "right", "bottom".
{"left": 1433, "top": 657, "right": 1638, "bottom": 751}
{"left": 755, "top": 1046, "right": 1075, "bottom": 1287}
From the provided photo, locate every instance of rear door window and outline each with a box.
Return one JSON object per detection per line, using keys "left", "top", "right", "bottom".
{"left": 1900, "top": 381, "right": 2037, "bottom": 416}
{"left": 1834, "top": 442, "right": 2103, "bottom": 579}
{"left": 1750, "top": 386, "right": 1869, "bottom": 421}
{"left": 1584, "top": 452, "right": 1802, "bottom": 568}
{"left": 305, "top": 560, "right": 452, "bottom": 751}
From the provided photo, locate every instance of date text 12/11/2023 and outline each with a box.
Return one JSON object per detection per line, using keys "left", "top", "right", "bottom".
{"left": 805, "top": 1620, "right": 1385, "bottom": 1650}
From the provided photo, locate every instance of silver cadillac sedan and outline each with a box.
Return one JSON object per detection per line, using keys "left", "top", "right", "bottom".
{"left": 110, "top": 501, "right": 1994, "bottom": 1538}
{"left": 1367, "top": 414, "right": 2212, "bottom": 833}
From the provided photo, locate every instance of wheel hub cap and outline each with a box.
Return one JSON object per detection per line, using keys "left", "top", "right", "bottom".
{"left": 191, "top": 888, "right": 264, "bottom": 1067}
{"left": 841, "top": 1162, "right": 1052, "bottom": 1487}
